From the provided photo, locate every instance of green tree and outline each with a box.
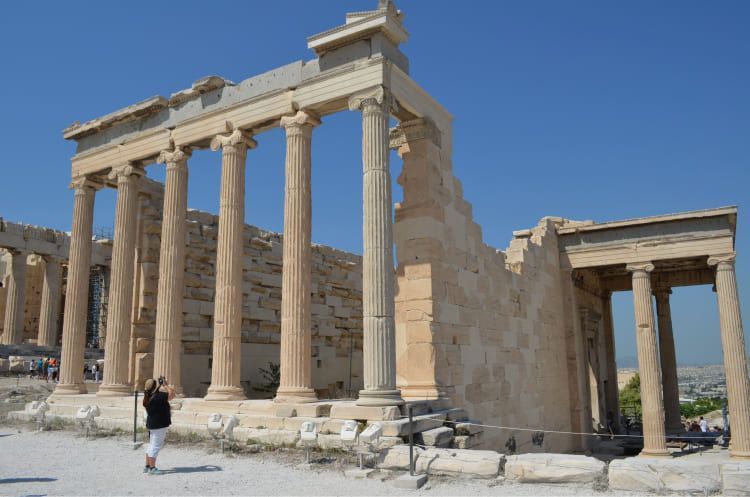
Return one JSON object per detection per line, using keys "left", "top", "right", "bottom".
{"left": 619, "top": 373, "right": 641, "bottom": 416}
{"left": 680, "top": 396, "right": 725, "bottom": 419}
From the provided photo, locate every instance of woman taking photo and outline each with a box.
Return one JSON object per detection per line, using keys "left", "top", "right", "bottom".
{"left": 143, "top": 377, "right": 174, "bottom": 475}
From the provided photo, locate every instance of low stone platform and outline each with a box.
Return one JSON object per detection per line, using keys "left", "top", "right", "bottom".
{"left": 9, "top": 394, "right": 474, "bottom": 449}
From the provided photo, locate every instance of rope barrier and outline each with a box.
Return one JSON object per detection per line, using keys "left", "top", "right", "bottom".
{"left": 393, "top": 414, "right": 725, "bottom": 441}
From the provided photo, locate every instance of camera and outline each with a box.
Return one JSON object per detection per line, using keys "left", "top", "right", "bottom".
{"left": 158, "top": 376, "right": 166, "bottom": 386}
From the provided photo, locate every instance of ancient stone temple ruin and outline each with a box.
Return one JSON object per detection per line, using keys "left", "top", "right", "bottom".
{"left": 4, "top": 1, "right": 749, "bottom": 460}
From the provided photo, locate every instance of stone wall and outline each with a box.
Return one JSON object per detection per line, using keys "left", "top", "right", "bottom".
{"left": 393, "top": 120, "right": 575, "bottom": 453}
{"left": 130, "top": 180, "right": 365, "bottom": 398}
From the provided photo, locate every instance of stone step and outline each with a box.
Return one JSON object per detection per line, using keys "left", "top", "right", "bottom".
{"left": 454, "top": 421, "right": 483, "bottom": 436}
{"left": 378, "top": 413, "right": 446, "bottom": 437}
{"left": 453, "top": 432, "right": 484, "bottom": 449}
{"left": 417, "top": 426, "right": 454, "bottom": 447}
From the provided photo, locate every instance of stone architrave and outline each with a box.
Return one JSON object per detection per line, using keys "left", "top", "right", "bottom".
{"left": 654, "top": 289, "right": 682, "bottom": 433}
{"left": 56, "top": 177, "right": 100, "bottom": 395}
{"left": 205, "top": 129, "right": 257, "bottom": 402}
{"left": 349, "top": 86, "right": 404, "bottom": 407}
{"left": 627, "top": 262, "right": 669, "bottom": 456}
{"left": 1, "top": 251, "right": 28, "bottom": 345}
{"left": 37, "top": 256, "right": 64, "bottom": 347}
{"left": 708, "top": 253, "right": 750, "bottom": 458}
{"left": 98, "top": 164, "right": 143, "bottom": 396}
{"left": 275, "top": 111, "right": 320, "bottom": 403}
{"left": 152, "top": 147, "right": 191, "bottom": 395}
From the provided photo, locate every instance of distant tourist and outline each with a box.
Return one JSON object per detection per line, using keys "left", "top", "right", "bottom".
{"left": 699, "top": 416, "right": 708, "bottom": 433}
{"left": 92, "top": 363, "right": 100, "bottom": 383}
{"left": 28, "top": 360, "right": 35, "bottom": 378}
{"left": 36, "top": 358, "right": 43, "bottom": 378}
{"left": 690, "top": 420, "right": 701, "bottom": 432}
{"left": 143, "top": 377, "right": 175, "bottom": 475}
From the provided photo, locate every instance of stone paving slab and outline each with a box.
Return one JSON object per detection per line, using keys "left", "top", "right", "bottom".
{"left": 608, "top": 457, "right": 721, "bottom": 494}
{"left": 504, "top": 453, "right": 605, "bottom": 484}
{"left": 416, "top": 448, "right": 504, "bottom": 479}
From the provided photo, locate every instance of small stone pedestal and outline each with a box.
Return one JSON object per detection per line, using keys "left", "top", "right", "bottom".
{"left": 394, "top": 473, "right": 427, "bottom": 489}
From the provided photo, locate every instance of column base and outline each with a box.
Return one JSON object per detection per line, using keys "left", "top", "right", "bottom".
{"left": 96, "top": 383, "right": 133, "bottom": 397}
{"left": 53, "top": 382, "right": 87, "bottom": 395}
{"left": 204, "top": 385, "right": 246, "bottom": 401}
{"left": 639, "top": 448, "right": 671, "bottom": 457}
{"left": 357, "top": 388, "right": 405, "bottom": 407}
{"left": 274, "top": 387, "right": 317, "bottom": 404}
{"left": 729, "top": 450, "right": 750, "bottom": 459}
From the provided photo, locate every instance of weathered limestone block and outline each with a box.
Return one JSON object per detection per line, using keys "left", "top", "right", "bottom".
{"left": 380, "top": 414, "right": 446, "bottom": 437}
{"left": 416, "top": 448, "right": 503, "bottom": 479}
{"left": 377, "top": 445, "right": 423, "bottom": 470}
{"left": 608, "top": 458, "right": 720, "bottom": 494}
{"left": 237, "top": 428, "right": 299, "bottom": 446}
{"left": 417, "top": 426, "right": 454, "bottom": 447}
{"left": 504, "top": 454, "right": 605, "bottom": 484}
{"left": 329, "top": 404, "right": 400, "bottom": 421}
{"left": 722, "top": 462, "right": 750, "bottom": 496}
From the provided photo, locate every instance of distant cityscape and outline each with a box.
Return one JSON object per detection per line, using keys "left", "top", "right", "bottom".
{"left": 618, "top": 364, "right": 731, "bottom": 400}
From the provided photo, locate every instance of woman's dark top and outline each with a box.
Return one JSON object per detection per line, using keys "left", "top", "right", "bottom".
{"left": 145, "top": 391, "right": 171, "bottom": 430}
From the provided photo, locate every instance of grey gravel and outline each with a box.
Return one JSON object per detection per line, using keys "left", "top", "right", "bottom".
{"left": 0, "top": 428, "right": 654, "bottom": 496}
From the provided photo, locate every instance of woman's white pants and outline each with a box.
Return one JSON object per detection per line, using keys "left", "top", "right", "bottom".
{"left": 146, "top": 427, "right": 168, "bottom": 458}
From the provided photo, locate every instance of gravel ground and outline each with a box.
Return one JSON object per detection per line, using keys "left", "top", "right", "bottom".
{"left": 0, "top": 427, "right": 653, "bottom": 497}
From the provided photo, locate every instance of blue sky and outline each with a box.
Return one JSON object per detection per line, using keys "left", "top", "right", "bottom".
{"left": 0, "top": 1, "right": 747, "bottom": 365}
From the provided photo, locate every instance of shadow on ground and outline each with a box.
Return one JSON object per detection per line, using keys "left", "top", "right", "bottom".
{"left": 161, "top": 465, "right": 222, "bottom": 474}
{"left": 0, "top": 477, "right": 57, "bottom": 484}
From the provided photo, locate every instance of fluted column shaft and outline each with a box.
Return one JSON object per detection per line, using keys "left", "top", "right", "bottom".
{"left": 37, "top": 257, "right": 63, "bottom": 347}
{"left": 99, "top": 165, "right": 142, "bottom": 396}
{"left": 153, "top": 148, "right": 190, "bottom": 395}
{"left": 276, "top": 111, "right": 320, "bottom": 403}
{"left": 602, "top": 292, "right": 621, "bottom": 433}
{"left": 628, "top": 263, "right": 669, "bottom": 456}
{"left": 350, "top": 87, "right": 403, "bottom": 407}
{"left": 1, "top": 251, "right": 28, "bottom": 345}
{"left": 205, "top": 129, "right": 256, "bottom": 401}
{"left": 709, "top": 254, "right": 750, "bottom": 458}
{"left": 654, "top": 289, "right": 682, "bottom": 433}
{"left": 56, "top": 178, "right": 98, "bottom": 394}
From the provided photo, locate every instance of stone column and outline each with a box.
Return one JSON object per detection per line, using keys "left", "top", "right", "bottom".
{"left": 37, "top": 256, "right": 63, "bottom": 347}
{"left": 654, "top": 288, "right": 682, "bottom": 433}
{"left": 56, "top": 177, "right": 100, "bottom": 395}
{"left": 205, "top": 129, "right": 256, "bottom": 401}
{"left": 627, "top": 262, "right": 669, "bottom": 456}
{"left": 275, "top": 111, "right": 320, "bottom": 404}
{"left": 349, "top": 86, "right": 404, "bottom": 407}
{"left": 1, "top": 251, "right": 28, "bottom": 345}
{"left": 708, "top": 253, "right": 750, "bottom": 458}
{"left": 152, "top": 147, "right": 191, "bottom": 395}
{"left": 98, "top": 164, "right": 143, "bottom": 396}
{"left": 602, "top": 291, "right": 621, "bottom": 433}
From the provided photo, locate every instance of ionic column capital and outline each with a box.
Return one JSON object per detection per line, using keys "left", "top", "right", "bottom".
{"left": 210, "top": 129, "right": 257, "bottom": 152}
{"left": 108, "top": 163, "right": 144, "bottom": 183}
{"left": 389, "top": 117, "right": 441, "bottom": 149}
{"left": 348, "top": 85, "right": 398, "bottom": 114}
{"left": 653, "top": 287, "right": 672, "bottom": 297}
{"left": 280, "top": 110, "right": 321, "bottom": 131}
{"left": 626, "top": 262, "right": 655, "bottom": 276}
{"left": 157, "top": 146, "right": 192, "bottom": 167}
{"left": 41, "top": 254, "right": 65, "bottom": 264}
{"left": 69, "top": 175, "right": 104, "bottom": 193}
{"left": 708, "top": 253, "right": 736, "bottom": 271}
